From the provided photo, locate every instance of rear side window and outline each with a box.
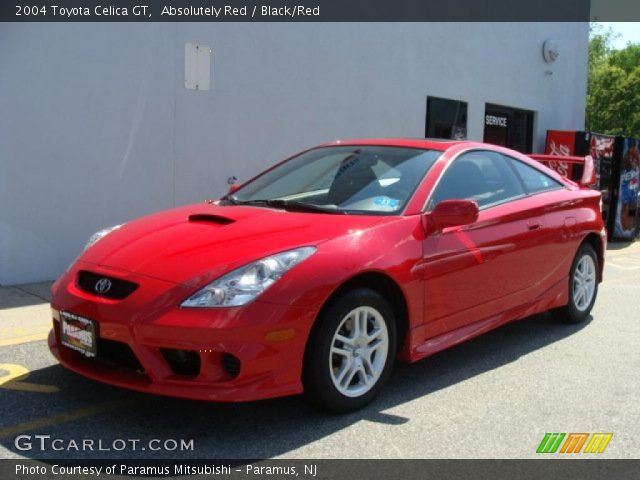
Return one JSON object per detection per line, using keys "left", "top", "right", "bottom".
{"left": 509, "top": 158, "right": 563, "bottom": 193}
{"left": 428, "top": 151, "right": 525, "bottom": 210}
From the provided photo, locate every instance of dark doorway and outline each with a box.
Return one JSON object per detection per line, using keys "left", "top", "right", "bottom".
{"left": 483, "top": 104, "right": 534, "bottom": 153}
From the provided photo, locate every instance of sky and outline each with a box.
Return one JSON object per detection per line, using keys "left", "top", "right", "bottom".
{"left": 598, "top": 22, "right": 640, "bottom": 49}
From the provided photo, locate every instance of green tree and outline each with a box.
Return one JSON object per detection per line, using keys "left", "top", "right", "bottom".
{"left": 586, "top": 25, "right": 640, "bottom": 137}
{"left": 609, "top": 44, "right": 640, "bottom": 75}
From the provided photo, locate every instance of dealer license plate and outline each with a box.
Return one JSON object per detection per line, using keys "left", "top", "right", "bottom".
{"left": 60, "top": 311, "right": 97, "bottom": 357}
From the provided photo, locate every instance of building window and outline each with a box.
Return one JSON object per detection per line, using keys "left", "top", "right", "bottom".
{"left": 483, "top": 103, "right": 534, "bottom": 153}
{"left": 425, "top": 97, "right": 468, "bottom": 140}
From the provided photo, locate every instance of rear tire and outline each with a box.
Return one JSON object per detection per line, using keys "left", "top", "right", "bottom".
{"left": 553, "top": 243, "right": 598, "bottom": 324}
{"left": 303, "top": 288, "right": 396, "bottom": 413}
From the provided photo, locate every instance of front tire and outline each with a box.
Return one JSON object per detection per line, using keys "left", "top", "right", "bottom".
{"left": 554, "top": 243, "right": 599, "bottom": 324}
{"left": 303, "top": 288, "right": 396, "bottom": 413}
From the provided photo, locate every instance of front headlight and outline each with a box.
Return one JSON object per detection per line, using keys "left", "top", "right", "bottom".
{"left": 181, "top": 246, "right": 316, "bottom": 308}
{"left": 83, "top": 224, "right": 122, "bottom": 252}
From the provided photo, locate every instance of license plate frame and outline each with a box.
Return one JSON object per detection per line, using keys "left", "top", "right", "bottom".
{"left": 60, "top": 311, "right": 98, "bottom": 358}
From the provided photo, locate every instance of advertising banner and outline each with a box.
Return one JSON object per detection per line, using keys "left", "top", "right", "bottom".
{"left": 545, "top": 130, "right": 577, "bottom": 179}
{"left": 589, "top": 134, "right": 616, "bottom": 193}
{"left": 614, "top": 138, "right": 640, "bottom": 239}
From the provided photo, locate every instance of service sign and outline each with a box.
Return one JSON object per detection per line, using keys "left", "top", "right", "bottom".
{"left": 485, "top": 114, "right": 508, "bottom": 128}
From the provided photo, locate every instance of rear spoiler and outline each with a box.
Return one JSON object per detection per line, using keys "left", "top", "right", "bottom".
{"left": 529, "top": 154, "right": 597, "bottom": 188}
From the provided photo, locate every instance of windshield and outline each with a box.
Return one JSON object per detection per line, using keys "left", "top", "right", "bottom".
{"left": 225, "top": 146, "right": 441, "bottom": 215}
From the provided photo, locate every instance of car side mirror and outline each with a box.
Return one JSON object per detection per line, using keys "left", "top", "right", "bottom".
{"left": 423, "top": 200, "right": 479, "bottom": 233}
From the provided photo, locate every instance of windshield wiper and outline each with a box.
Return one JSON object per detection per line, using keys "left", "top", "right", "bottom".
{"left": 270, "top": 199, "right": 346, "bottom": 214}
{"left": 221, "top": 197, "right": 345, "bottom": 214}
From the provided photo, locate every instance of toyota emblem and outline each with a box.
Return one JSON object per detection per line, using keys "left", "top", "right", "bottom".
{"left": 94, "top": 278, "right": 112, "bottom": 294}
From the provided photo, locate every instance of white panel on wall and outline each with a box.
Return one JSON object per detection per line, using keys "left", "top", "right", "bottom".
{"left": 184, "top": 42, "right": 211, "bottom": 90}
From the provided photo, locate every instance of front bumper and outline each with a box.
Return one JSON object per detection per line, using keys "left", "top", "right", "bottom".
{"left": 49, "top": 262, "right": 317, "bottom": 402}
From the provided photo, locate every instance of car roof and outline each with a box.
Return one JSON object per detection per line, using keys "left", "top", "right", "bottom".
{"left": 320, "top": 138, "right": 466, "bottom": 151}
{"left": 317, "top": 138, "right": 575, "bottom": 188}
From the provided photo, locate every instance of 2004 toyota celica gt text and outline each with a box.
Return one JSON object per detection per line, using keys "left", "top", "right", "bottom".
{"left": 49, "top": 139, "right": 606, "bottom": 412}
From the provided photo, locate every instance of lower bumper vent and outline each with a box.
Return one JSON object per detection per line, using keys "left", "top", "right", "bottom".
{"left": 160, "top": 349, "right": 201, "bottom": 377}
{"left": 221, "top": 353, "right": 241, "bottom": 379}
{"left": 96, "top": 338, "right": 144, "bottom": 373}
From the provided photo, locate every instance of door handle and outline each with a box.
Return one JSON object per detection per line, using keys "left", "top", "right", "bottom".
{"left": 527, "top": 222, "right": 542, "bottom": 230}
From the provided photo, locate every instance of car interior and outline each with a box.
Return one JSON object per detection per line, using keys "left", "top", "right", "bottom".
{"left": 427, "top": 153, "right": 525, "bottom": 210}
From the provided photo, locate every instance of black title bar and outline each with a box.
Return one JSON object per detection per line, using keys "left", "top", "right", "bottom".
{"left": 4, "top": 0, "right": 635, "bottom": 22}
{"left": 2, "top": 459, "right": 640, "bottom": 480}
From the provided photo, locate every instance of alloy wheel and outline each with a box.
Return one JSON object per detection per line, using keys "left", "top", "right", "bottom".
{"left": 573, "top": 254, "right": 596, "bottom": 312}
{"left": 329, "top": 306, "right": 389, "bottom": 398}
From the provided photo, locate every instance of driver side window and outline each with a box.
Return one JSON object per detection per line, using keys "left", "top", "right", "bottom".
{"left": 428, "top": 151, "right": 525, "bottom": 210}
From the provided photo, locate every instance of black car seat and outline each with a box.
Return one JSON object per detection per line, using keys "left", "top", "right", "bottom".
{"left": 327, "top": 155, "right": 379, "bottom": 205}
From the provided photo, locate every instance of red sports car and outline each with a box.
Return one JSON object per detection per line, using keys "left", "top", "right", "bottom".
{"left": 49, "top": 139, "right": 605, "bottom": 412}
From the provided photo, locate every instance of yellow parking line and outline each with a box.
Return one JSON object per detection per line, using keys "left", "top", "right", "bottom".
{"left": 606, "top": 260, "right": 640, "bottom": 270}
{"left": 0, "top": 397, "right": 138, "bottom": 439}
{"left": 0, "top": 363, "right": 59, "bottom": 393}
{"left": 604, "top": 271, "right": 640, "bottom": 284}
{"left": 0, "top": 332, "right": 49, "bottom": 347}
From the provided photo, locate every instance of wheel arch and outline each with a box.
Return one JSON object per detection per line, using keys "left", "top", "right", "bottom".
{"left": 580, "top": 232, "right": 604, "bottom": 282}
{"left": 308, "top": 271, "right": 410, "bottom": 356}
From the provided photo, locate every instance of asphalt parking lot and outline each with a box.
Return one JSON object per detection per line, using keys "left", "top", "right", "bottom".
{"left": 1, "top": 242, "right": 639, "bottom": 460}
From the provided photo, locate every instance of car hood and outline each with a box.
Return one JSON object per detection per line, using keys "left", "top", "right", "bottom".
{"left": 79, "top": 202, "right": 389, "bottom": 286}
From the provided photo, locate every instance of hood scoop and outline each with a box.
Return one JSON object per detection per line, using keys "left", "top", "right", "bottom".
{"left": 188, "top": 214, "right": 235, "bottom": 225}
